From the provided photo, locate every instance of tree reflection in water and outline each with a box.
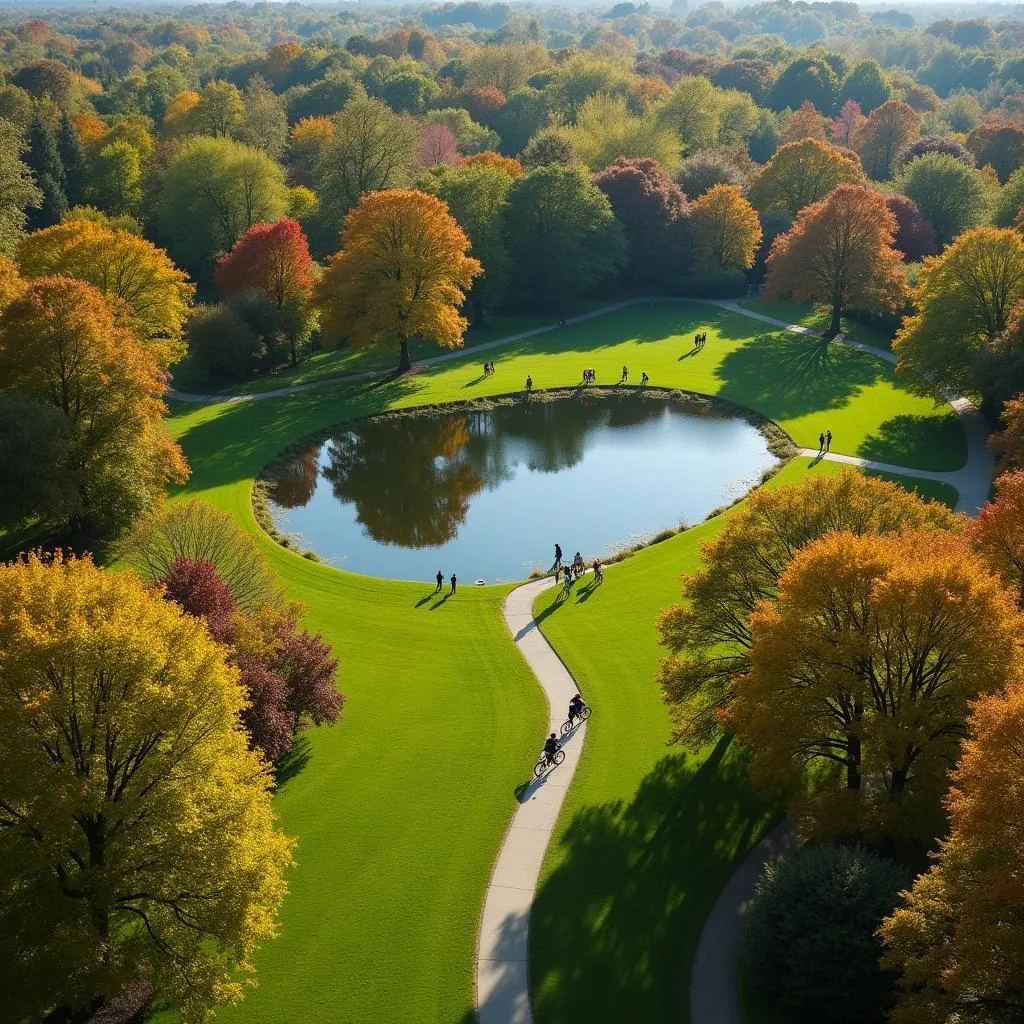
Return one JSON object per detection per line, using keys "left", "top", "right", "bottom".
{"left": 270, "top": 398, "right": 686, "bottom": 550}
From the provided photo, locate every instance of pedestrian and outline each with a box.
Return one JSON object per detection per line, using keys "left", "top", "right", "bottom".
{"left": 525, "top": 374, "right": 533, "bottom": 392}
{"left": 450, "top": 573, "right": 457, "bottom": 595}
{"left": 640, "top": 371, "right": 649, "bottom": 386}
{"left": 434, "top": 569, "right": 444, "bottom": 594}
{"left": 826, "top": 429, "right": 832, "bottom": 451}
{"left": 554, "top": 543, "right": 562, "bottom": 569}
{"left": 818, "top": 431, "right": 825, "bottom": 452}
{"left": 693, "top": 333, "right": 699, "bottom": 349}
{"left": 621, "top": 365, "right": 628, "bottom": 383}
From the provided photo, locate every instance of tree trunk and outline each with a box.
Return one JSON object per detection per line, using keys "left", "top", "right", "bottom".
{"left": 398, "top": 339, "right": 411, "bottom": 374}
{"left": 829, "top": 299, "right": 842, "bottom": 338}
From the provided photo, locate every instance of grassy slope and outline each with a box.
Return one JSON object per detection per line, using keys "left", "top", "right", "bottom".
{"left": 741, "top": 297, "right": 896, "bottom": 352}
{"left": 162, "top": 300, "right": 966, "bottom": 1023}
{"left": 526, "top": 458, "right": 958, "bottom": 1024}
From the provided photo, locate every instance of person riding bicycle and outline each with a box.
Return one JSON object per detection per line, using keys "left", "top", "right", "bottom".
{"left": 543, "top": 733, "right": 560, "bottom": 763}
{"left": 568, "top": 693, "right": 585, "bottom": 723}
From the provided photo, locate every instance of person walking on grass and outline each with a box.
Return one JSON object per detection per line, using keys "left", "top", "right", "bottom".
{"left": 525, "top": 375, "right": 533, "bottom": 393}
{"left": 554, "top": 543, "right": 563, "bottom": 570}
{"left": 818, "top": 431, "right": 825, "bottom": 453}
{"left": 434, "top": 569, "right": 444, "bottom": 594}
{"left": 621, "top": 365, "right": 629, "bottom": 384}
{"left": 826, "top": 429, "right": 832, "bottom": 452}
{"left": 450, "top": 573, "right": 457, "bottom": 595}
{"left": 640, "top": 371, "right": 649, "bottom": 387}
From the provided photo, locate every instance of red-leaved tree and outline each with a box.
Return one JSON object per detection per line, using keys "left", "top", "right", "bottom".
{"left": 417, "top": 123, "right": 460, "bottom": 168}
{"left": 214, "top": 217, "right": 317, "bottom": 366}
{"left": 885, "top": 194, "right": 938, "bottom": 261}
{"left": 158, "top": 556, "right": 237, "bottom": 641}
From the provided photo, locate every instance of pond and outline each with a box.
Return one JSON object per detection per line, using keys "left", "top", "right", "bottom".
{"left": 264, "top": 396, "right": 780, "bottom": 584}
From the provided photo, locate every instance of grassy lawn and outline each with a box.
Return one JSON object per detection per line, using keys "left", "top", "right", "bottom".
{"left": 742, "top": 297, "right": 896, "bottom": 352}
{"left": 154, "top": 299, "right": 967, "bottom": 1024}
{"left": 168, "top": 309, "right": 592, "bottom": 397}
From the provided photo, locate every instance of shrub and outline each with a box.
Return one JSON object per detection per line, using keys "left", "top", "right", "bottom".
{"left": 745, "top": 844, "right": 911, "bottom": 1023}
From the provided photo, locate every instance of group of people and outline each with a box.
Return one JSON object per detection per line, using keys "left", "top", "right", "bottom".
{"left": 433, "top": 570, "right": 457, "bottom": 595}
{"left": 582, "top": 367, "right": 596, "bottom": 384}
{"left": 482, "top": 360, "right": 495, "bottom": 376}
{"left": 817, "top": 430, "right": 833, "bottom": 453}
{"left": 693, "top": 331, "right": 708, "bottom": 350}
{"left": 553, "top": 543, "right": 604, "bottom": 587}
{"left": 540, "top": 693, "right": 588, "bottom": 768}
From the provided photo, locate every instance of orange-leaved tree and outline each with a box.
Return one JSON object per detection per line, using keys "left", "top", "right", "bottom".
{"left": 214, "top": 217, "right": 317, "bottom": 365}
{"left": 656, "top": 471, "right": 958, "bottom": 748}
{"left": 763, "top": 184, "right": 906, "bottom": 336}
{"left": 991, "top": 393, "right": 1024, "bottom": 470}
{"left": 17, "top": 219, "right": 195, "bottom": 368}
{"left": 854, "top": 99, "right": 920, "bottom": 180}
{"left": 690, "top": 183, "right": 762, "bottom": 271}
{"left": 723, "top": 529, "right": 1021, "bottom": 842}
{"left": 0, "top": 277, "right": 188, "bottom": 535}
{"left": 314, "top": 189, "right": 482, "bottom": 373}
{"left": 969, "top": 468, "right": 1024, "bottom": 603}
{"left": 881, "top": 675, "right": 1024, "bottom": 1023}
{"left": 750, "top": 137, "right": 866, "bottom": 215}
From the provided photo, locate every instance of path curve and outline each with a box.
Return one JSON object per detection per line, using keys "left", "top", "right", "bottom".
{"left": 476, "top": 576, "right": 588, "bottom": 1024}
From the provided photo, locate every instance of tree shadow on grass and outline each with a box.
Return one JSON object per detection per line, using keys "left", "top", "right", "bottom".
{"left": 274, "top": 735, "right": 312, "bottom": 791}
{"left": 716, "top": 333, "right": 886, "bottom": 421}
{"left": 857, "top": 413, "right": 967, "bottom": 473}
{"left": 529, "top": 736, "right": 776, "bottom": 1024}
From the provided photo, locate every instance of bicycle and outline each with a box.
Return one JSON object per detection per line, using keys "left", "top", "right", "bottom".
{"left": 534, "top": 748, "right": 565, "bottom": 778}
{"left": 560, "top": 704, "right": 592, "bottom": 736}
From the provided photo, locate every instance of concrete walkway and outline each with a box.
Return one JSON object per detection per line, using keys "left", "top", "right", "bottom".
{"left": 476, "top": 576, "right": 588, "bottom": 1024}
{"left": 689, "top": 820, "right": 801, "bottom": 1024}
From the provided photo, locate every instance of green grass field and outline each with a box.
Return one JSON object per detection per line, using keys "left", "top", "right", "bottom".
{"left": 157, "top": 300, "right": 968, "bottom": 1024}
{"left": 741, "top": 297, "right": 896, "bottom": 352}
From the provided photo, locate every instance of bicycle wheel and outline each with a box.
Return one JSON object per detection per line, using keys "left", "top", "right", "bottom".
{"left": 560, "top": 719, "right": 573, "bottom": 737}
{"left": 580, "top": 706, "right": 592, "bottom": 722}
{"left": 552, "top": 749, "right": 565, "bottom": 767}
{"left": 534, "top": 758, "right": 548, "bottom": 779}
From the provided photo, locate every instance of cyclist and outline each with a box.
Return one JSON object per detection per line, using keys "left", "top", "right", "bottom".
{"left": 542, "top": 733, "right": 560, "bottom": 765}
{"left": 568, "top": 693, "right": 585, "bottom": 724}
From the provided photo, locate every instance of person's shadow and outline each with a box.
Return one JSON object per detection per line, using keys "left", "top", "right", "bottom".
{"left": 430, "top": 593, "right": 453, "bottom": 610}
{"left": 462, "top": 374, "right": 486, "bottom": 389}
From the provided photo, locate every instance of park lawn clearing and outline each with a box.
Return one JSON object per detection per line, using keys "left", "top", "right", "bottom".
{"left": 161, "top": 295, "right": 967, "bottom": 1024}
{"left": 526, "top": 457, "right": 958, "bottom": 1024}
{"left": 166, "top": 397, "right": 545, "bottom": 1024}
{"left": 741, "top": 297, "right": 896, "bottom": 352}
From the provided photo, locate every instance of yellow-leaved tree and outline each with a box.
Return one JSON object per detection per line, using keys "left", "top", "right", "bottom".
{"left": 0, "top": 553, "right": 293, "bottom": 1023}
{"left": 315, "top": 189, "right": 482, "bottom": 373}
{"left": 18, "top": 219, "right": 194, "bottom": 369}
{"left": 723, "top": 529, "right": 1021, "bottom": 841}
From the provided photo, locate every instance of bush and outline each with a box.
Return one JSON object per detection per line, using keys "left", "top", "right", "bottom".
{"left": 745, "top": 844, "right": 911, "bottom": 1023}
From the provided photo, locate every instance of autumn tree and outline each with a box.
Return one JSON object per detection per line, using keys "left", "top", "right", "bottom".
{"left": 158, "top": 137, "right": 289, "bottom": 277}
{"left": 855, "top": 99, "right": 920, "bottom": 180}
{"left": 119, "top": 497, "right": 286, "bottom": 611}
{"left": 885, "top": 194, "right": 938, "bottom": 261}
{"left": 881, "top": 675, "right": 1024, "bottom": 1023}
{"left": 968, "top": 469, "right": 1024, "bottom": 601}
{"left": 419, "top": 162, "right": 513, "bottom": 324}
{"left": 965, "top": 122, "right": 1024, "bottom": 183}
{"left": 503, "top": 164, "right": 625, "bottom": 310}
{"left": 240, "top": 75, "right": 287, "bottom": 159}
{"left": 657, "top": 472, "right": 957, "bottom": 748}
{"left": 287, "top": 116, "right": 336, "bottom": 185}
{"left": 779, "top": 100, "right": 827, "bottom": 145}
{"left": 764, "top": 184, "right": 906, "bottom": 335}
{"left": 315, "top": 189, "right": 481, "bottom": 373}
{"left": 894, "top": 153, "right": 991, "bottom": 247}
{"left": 214, "top": 217, "right": 317, "bottom": 365}
{"left": 0, "top": 278, "right": 188, "bottom": 535}
{"left": 18, "top": 219, "right": 194, "bottom": 363}
{"left": 690, "top": 184, "right": 761, "bottom": 272}
{"left": 316, "top": 97, "right": 419, "bottom": 223}
{"left": 894, "top": 227, "right": 1024, "bottom": 400}
{"left": 0, "top": 116, "right": 41, "bottom": 255}
{"left": 677, "top": 150, "right": 748, "bottom": 198}
{"left": 725, "top": 530, "right": 1019, "bottom": 841}
{"left": 190, "top": 79, "right": 245, "bottom": 137}
{"left": 0, "top": 552, "right": 293, "bottom": 1023}
{"left": 163, "top": 89, "right": 200, "bottom": 136}
{"left": 751, "top": 137, "right": 866, "bottom": 216}
{"left": 593, "top": 157, "right": 689, "bottom": 289}
{"left": 91, "top": 141, "right": 143, "bottom": 217}
{"left": 990, "top": 395, "right": 1024, "bottom": 470}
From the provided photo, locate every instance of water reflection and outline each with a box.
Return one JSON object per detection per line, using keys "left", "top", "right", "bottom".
{"left": 265, "top": 397, "right": 779, "bottom": 582}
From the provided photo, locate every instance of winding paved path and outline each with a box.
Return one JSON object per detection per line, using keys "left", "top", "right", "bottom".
{"left": 476, "top": 576, "right": 587, "bottom": 1024}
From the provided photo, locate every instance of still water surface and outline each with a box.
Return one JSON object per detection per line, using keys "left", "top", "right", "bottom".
{"left": 265, "top": 397, "right": 778, "bottom": 583}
